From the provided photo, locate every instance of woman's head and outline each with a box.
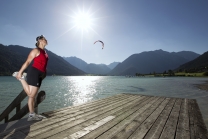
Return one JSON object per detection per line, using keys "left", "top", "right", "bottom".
{"left": 35, "top": 35, "right": 48, "bottom": 48}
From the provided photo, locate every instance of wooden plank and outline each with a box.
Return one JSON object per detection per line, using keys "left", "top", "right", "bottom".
{"left": 80, "top": 96, "right": 159, "bottom": 139}
{"left": 175, "top": 98, "right": 190, "bottom": 139}
{"left": 16, "top": 103, "right": 21, "bottom": 114}
{"left": 0, "top": 129, "right": 16, "bottom": 139}
{"left": 189, "top": 99, "right": 195, "bottom": 139}
{"left": 143, "top": 98, "right": 176, "bottom": 139}
{"left": 5, "top": 116, "right": 8, "bottom": 123}
{"left": 47, "top": 96, "right": 148, "bottom": 139}
{"left": 33, "top": 95, "right": 142, "bottom": 137}
{"left": 42, "top": 94, "right": 126, "bottom": 115}
{"left": 0, "top": 94, "right": 131, "bottom": 134}
{"left": 47, "top": 94, "right": 144, "bottom": 118}
{"left": 48, "top": 95, "right": 148, "bottom": 139}
{"left": 21, "top": 94, "right": 137, "bottom": 134}
{"left": 20, "top": 94, "right": 142, "bottom": 138}
{"left": 0, "top": 94, "right": 207, "bottom": 139}
{"left": 190, "top": 99, "right": 208, "bottom": 139}
{"left": 0, "top": 130, "right": 31, "bottom": 139}
{"left": 66, "top": 116, "right": 115, "bottom": 139}
{"left": 109, "top": 97, "right": 165, "bottom": 139}
{"left": 129, "top": 98, "right": 170, "bottom": 139}
{"left": 0, "top": 118, "right": 38, "bottom": 134}
{"left": 96, "top": 97, "right": 166, "bottom": 139}
{"left": 159, "top": 99, "right": 182, "bottom": 139}
{"left": 195, "top": 100, "right": 208, "bottom": 138}
{"left": 60, "top": 96, "right": 134, "bottom": 119}
{"left": 30, "top": 95, "right": 142, "bottom": 138}
{"left": 43, "top": 94, "right": 132, "bottom": 117}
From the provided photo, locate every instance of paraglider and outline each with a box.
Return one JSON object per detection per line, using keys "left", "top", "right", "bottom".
{"left": 94, "top": 40, "right": 104, "bottom": 49}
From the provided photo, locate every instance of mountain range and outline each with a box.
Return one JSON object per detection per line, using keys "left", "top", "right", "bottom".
{"left": 0, "top": 43, "right": 204, "bottom": 76}
{"left": 0, "top": 44, "right": 26, "bottom": 75}
{"left": 63, "top": 57, "right": 120, "bottom": 75}
{"left": 63, "top": 50, "right": 200, "bottom": 75}
{"left": 176, "top": 51, "right": 208, "bottom": 72}
{"left": 108, "top": 49, "right": 200, "bottom": 75}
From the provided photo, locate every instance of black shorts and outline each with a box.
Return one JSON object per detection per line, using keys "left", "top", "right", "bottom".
{"left": 27, "top": 66, "right": 45, "bottom": 87}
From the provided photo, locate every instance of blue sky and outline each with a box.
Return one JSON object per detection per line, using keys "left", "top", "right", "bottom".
{"left": 0, "top": 0, "right": 208, "bottom": 65}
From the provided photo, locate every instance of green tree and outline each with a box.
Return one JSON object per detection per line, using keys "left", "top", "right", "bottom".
{"left": 168, "top": 69, "right": 174, "bottom": 76}
{"left": 135, "top": 73, "right": 140, "bottom": 76}
{"left": 163, "top": 70, "right": 166, "bottom": 76}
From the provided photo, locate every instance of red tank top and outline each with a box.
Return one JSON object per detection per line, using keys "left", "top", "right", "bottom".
{"left": 32, "top": 48, "right": 49, "bottom": 72}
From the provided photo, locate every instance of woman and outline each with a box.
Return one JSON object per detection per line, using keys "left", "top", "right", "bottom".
{"left": 12, "top": 35, "right": 49, "bottom": 121}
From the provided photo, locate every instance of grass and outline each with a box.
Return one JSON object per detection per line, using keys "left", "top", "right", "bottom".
{"left": 174, "top": 72, "right": 205, "bottom": 77}
{"left": 142, "top": 72, "right": 207, "bottom": 77}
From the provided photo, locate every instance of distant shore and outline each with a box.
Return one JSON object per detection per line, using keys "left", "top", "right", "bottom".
{"left": 194, "top": 81, "right": 208, "bottom": 91}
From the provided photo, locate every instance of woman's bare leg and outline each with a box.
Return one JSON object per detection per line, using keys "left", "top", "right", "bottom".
{"left": 19, "top": 80, "right": 32, "bottom": 96}
{"left": 19, "top": 80, "right": 39, "bottom": 113}
{"left": 28, "top": 85, "right": 39, "bottom": 113}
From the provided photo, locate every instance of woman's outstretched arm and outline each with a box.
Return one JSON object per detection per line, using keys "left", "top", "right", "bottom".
{"left": 16, "top": 48, "right": 39, "bottom": 80}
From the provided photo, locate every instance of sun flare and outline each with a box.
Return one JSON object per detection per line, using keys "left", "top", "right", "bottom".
{"left": 55, "top": 4, "right": 105, "bottom": 41}
{"left": 73, "top": 12, "right": 92, "bottom": 30}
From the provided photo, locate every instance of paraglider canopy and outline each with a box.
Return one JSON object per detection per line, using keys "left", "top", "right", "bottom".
{"left": 94, "top": 40, "right": 104, "bottom": 49}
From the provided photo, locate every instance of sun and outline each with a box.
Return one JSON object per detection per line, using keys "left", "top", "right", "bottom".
{"left": 73, "top": 12, "right": 92, "bottom": 30}
{"left": 55, "top": 4, "right": 105, "bottom": 41}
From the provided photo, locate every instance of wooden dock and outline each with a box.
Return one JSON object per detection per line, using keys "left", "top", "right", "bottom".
{"left": 0, "top": 93, "right": 207, "bottom": 139}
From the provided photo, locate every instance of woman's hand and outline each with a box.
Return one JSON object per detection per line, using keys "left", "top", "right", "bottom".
{"left": 16, "top": 72, "right": 22, "bottom": 80}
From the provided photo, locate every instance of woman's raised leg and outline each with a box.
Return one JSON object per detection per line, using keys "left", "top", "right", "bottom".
{"left": 19, "top": 80, "right": 32, "bottom": 96}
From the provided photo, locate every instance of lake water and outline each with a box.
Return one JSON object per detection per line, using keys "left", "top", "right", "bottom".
{"left": 0, "top": 76, "right": 208, "bottom": 128}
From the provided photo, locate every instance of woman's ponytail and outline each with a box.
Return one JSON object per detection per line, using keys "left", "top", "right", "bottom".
{"left": 35, "top": 41, "right": 39, "bottom": 48}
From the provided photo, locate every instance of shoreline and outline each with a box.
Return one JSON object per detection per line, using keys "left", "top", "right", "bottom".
{"left": 194, "top": 81, "right": 208, "bottom": 91}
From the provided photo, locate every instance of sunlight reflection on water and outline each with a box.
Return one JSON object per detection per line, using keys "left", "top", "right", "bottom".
{"left": 45, "top": 76, "right": 103, "bottom": 110}
{"left": 66, "top": 76, "right": 100, "bottom": 105}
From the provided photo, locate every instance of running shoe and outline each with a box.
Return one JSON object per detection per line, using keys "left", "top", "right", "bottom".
{"left": 12, "top": 72, "right": 27, "bottom": 80}
{"left": 27, "top": 114, "right": 43, "bottom": 121}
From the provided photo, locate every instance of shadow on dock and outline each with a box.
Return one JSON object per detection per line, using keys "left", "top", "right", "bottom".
{"left": 0, "top": 118, "right": 35, "bottom": 138}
